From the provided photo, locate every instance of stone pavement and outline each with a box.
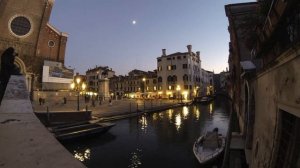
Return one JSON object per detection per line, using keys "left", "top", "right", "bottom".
{"left": 0, "top": 76, "right": 85, "bottom": 168}
{"left": 33, "top": 97, "right": 191, "bottom": 119}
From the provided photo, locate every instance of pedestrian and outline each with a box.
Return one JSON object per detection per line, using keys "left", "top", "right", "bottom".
{"left": 63, "top": 97, "right": 67, "bottom": 104}
{"left": 39, "top": 97, "right": 42, "bottom": 105}
{"left": 109, "top": 98, "right": 112, "bottom": 106}
{"left": 99, "top": 97, "right": 102, "bottom": 105}
{"left": 0, "top": 47, "right": 20, "bottom": 103}
{"left": 92, "top": 98, "right": 95, "bottom": 107}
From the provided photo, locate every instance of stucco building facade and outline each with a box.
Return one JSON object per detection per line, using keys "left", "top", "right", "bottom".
{"left": 156, "top": 45, "right": 201, "bottom": 99}
{"left": 226, "top": 0, "right": 300, "bottom": 167}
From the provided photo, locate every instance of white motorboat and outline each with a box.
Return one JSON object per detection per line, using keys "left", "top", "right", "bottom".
{"left": 193, "top": 128, "right": 225, "bottom": 164}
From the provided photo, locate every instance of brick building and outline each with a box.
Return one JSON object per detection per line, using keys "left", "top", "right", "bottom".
{"left": 0, "top": 0, "right": 68, "bottom": 91}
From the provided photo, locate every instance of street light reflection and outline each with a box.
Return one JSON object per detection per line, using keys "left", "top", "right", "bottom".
{"left": 167, "top": 109, "right": 173, "bottom": 120}
{"left": 74, "top": 148, "right": 91, "bottom": 162}
{"left": 128, "top": 148, "right": 142, "bottom": 168}
{"left": 139, "top": 115, "right": 148, "bottom": 131}
{"left": 209, "top": 103, "right": 213, "bottom": 114}
{"left": 175, "top": 114, "right": 182, "bottom": 131}
{"left": 195, "top": 109, "right": 200, "bottom": 120}
{"left": 182, "top": 106, "right": 189, "bottom": 119}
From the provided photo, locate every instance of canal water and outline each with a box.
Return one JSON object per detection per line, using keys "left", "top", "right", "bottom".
{"left": 63, "top": 96, "right": 230, "bottom": 168}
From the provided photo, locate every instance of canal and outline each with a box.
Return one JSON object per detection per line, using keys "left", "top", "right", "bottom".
{"left": 63, "top": 96, "right": 230, "bottom": 168}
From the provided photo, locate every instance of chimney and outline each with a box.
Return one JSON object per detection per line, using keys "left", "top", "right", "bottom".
{"left": 187, "top": 45, "right": 192, "bottom": 53}
{"left": 196, "top": 51, "right": 200, "bottom": 58}
{"left": 162, "top": 49, "right": 166, "bottom": 56}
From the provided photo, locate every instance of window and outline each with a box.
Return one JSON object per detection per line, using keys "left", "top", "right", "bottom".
{"left": 183, "top": 64, "right": 188, "bottom": 69}
{"left": 183, "top": 74, "right": 188, "bottom": 81}
{"left": 158, "top": 77, "right": 162, "bottom": 83}
{"left": 173, "top": 75, "right": 177, "bottom": 82}
{"left": 184, "top": 85, "right": 188, "bottom": 90}
{"left": 172, "top": 65, "right": 176, "bottom": 70}
{"left": 10, "top": 16, "right": 31, "bottom": 37}
{"left": 167, "top": 65, "right": 172, "bottom": 70}
{"left": 275, "top": 110, "right": 300, "bottom": 168}
{"left": 167, "top": 57, "right": 171, "bottom": 60}
{"left": 168, "top": 85, "right": 174, "bottom": 90}
{"left": 183, "top": 56, "right": 186, "bottom": 59}
{"left": 167, "top": 75, "right": 173, "bottom": 82}
{"left": 177, "top": 56, "right": 181, "bottom": 60}
{"left": 153, "top": 79, "right": 157, "bottom": 84}
{"left": 172, "top": 57, "right": 175, "bottom": 60}
{"left": 154, "top": 86, "right": 157, "bottom": 91}
{"left": 157, "top": 59, "right": 162, "bottom": 62}
{"left": 158, "top": 66, "right": 162, "bottom": 71}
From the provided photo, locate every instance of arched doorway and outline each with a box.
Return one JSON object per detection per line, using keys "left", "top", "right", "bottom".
{"left": 14, "top": 57, "right": 34, "bottom": 92}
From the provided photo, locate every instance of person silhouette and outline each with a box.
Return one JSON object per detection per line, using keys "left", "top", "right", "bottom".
{"left": 0, "top": 47, "right": 21, "bottom": 103}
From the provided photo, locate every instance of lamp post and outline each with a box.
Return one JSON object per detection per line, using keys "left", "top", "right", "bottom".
{"left": 70, "top": 77, "right": 86, "bottom": 111}
{"left": 142, "top": 77, "right": 146, "bottom": 98}
{"left": 176, "top": 85, "right": 181, "bottom": 102}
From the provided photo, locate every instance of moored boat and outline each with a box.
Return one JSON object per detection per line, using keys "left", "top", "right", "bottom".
{"left": 193, "top": 128, "right": 225, "bottom": 164}
{"left": 193, "top": 96, "right": 213, "bottom": 104}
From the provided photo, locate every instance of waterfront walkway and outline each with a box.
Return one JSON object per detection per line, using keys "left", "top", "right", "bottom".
{"left": 33, "top": 98, "right": 191, "bottom": 120}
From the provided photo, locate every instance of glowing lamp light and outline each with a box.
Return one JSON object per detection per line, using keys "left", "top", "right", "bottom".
{"left": 70, "top": 82, "right": 75, "bottom": 89}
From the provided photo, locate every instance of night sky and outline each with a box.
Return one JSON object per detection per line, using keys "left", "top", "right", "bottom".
{"left": 50, "top": 0, "right": 254, "bottom": 75}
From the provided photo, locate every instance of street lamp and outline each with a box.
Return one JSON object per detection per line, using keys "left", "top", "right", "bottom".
{"left": 70, "top": 77, "right": 86, "bottom": 111}
{"left": 176, "top": 85, "right": 181, "bottom": 102}
{"left": 142, "top": 77, "right": 146, "bottom": 98}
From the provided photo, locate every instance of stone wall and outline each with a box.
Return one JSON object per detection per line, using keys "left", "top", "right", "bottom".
{"left": 250, "top": 48, "right": 300, "bottom": 167}
{"left": 0, "top": 75, "right": 85, "bottom": 167}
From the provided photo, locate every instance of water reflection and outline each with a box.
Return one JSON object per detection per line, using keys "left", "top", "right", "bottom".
{"left": 128, "top": 148, "right": 142, "bottom": 168}
{"left": 167, "top": 109, "right": 173, "bottom": 121}
{"left": 175, "top": 113, "right": 182, "bottom": 131}
{"left": 209, "top": 103, "right": 213, "bottom": 114}
{"left": 182, "top": 106, "right": 189, "bottom": 119}
{"left": 152, "top": 113, "right": 158, "bottom": 121}
{"left": 139, "top": 115, "right": 148, "bottom": 131}
{"left": 63, "top": 97, "right": 230, "bottom": 168}
{"left": 74, "top": 148, "right": 91, "bottom": 162}
{"left": 195, "top": 108, "right": 200, "bottom": 120}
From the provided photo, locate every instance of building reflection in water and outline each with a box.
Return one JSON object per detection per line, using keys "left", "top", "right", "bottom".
{"left": 128, "top": 148, "right": 142, "bottom": 168}
{"left": 74, "top": 148, "right": 91, "bottom": 162}
{"left": 152, "top": 113, "right": 158, "bottom": 121}
{"left": 209, "top": 103, "right": 213, "bottom": 114}
{"left": 182, "top": 106, "right": 189, "bottom": 119}
{"left": 194, "top": 108, "right": 200, "bottom": 120}
{"left": 175, "top": 114, "right": 182, "bottom": 131}
{"left": 139, "top": 115, "right": 148, "bottom": 131}
{"left": 167, "top": 109, "right": 173, "bottom": 121}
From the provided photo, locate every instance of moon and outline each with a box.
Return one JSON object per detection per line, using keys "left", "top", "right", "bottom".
{"left": 132, "top": 20, "right": 136, "bottom": 25}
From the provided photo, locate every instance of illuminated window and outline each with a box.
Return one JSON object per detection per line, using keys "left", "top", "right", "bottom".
{"left": 154, "top": 86, "right": 157, "bottom": 91}
{"left": 167, "top": 65, "right": 172, "bottom": 70}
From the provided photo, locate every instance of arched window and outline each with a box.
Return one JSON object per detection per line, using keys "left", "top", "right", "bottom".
{"left": 173, "top": 75, "right": 177, "bottom": 82}
{"left": 167, "top": 75, "right": 173, "bottom": 82}
{"left": 158, "top": 76, "right": 162, "bottom": 83}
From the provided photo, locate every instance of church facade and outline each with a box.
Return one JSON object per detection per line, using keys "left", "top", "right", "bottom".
{"left": 0, "top": 0, "right": 68, "bottom": 91}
